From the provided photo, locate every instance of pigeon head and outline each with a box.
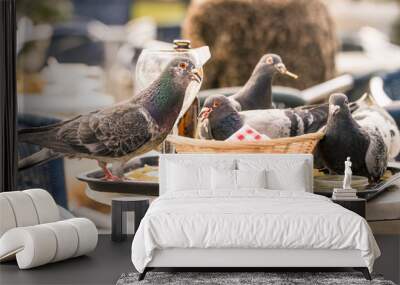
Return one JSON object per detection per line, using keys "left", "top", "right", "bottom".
{"left": 142, "top": 57, "right": 203, "bottom": 130}
{"left": 166, "top": 57, "right": 203, "bottom": 88}
{"left": 257, "top": 54, "right": 298, "bottom": 79}
{"left": 328, "top": 93, "right": 350, "bottom": 117}
{"left": 199, "top": 94, "right": 238, "bottom": 122}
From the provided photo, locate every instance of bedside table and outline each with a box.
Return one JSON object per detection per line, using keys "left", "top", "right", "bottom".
{"left": 332, "top": 198, "right": 366, "bottom": 218}
{"left": 112, "top": 197, "right": 150, "bottom": 242}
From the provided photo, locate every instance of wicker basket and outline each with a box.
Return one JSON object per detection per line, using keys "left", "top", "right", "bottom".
{"left": 166, "top": 132, "right": 324, "bottom": 154}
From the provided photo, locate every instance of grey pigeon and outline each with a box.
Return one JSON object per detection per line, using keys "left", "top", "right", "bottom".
{"left": 18, "top": 58, "right": 202, "bottom": 180}
{"left": 228, "top": 54, "right": 298, "bottom": 111}
{"left": 352, "top": 93, "right": 400, "bottom": 159}
{"left": 318, "top": 93, "right": 388, "bottom": 182}
{"left": 198, "top": 94, "right": 329, "bottom": 141}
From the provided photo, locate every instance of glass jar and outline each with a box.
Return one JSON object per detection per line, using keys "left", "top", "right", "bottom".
{"left": 135, "top": 40, "right": 210, "bottom": 121}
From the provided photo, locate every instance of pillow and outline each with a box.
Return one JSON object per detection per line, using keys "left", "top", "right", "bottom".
{"left": 237, "top": 159, "right": 308, "bottom": 192}
{"left": 166, "top": 159, "right": 236, "bottom": 192}
{"left": 236, "top": 169, "right": 267, "bottom": 189}
{"left": 211, "top": 169, "right": 267, "bottom": 191}
{"left": 211, "top": 168, "right": 236, "bottom": 190}
{"left": 167, "top": 162, "right": 211, "bottom": 191}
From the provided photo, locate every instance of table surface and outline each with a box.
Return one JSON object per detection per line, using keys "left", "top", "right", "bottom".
{"left": 0, "top": 235, "right": 133, "bottom": 285}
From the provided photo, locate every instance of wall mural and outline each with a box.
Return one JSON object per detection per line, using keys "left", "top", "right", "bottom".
{"left": 3, "top": 0, "right": 400, "bottom": 283}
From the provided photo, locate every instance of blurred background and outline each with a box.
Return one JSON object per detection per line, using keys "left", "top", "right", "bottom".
{"left": 16, "top": 0, "right": 400, "bottom": 231}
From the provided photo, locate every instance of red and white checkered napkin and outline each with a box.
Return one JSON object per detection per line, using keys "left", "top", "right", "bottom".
{"left": 226, "top": 124, "right": 270, "bottom": 142}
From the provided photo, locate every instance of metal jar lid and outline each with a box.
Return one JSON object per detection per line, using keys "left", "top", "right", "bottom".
{"left": 173, "top": 39, "right": 192, "bottom": 50}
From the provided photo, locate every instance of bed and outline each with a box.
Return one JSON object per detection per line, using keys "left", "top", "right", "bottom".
{"left": 131, "top": 154, "right": 380, "bottom": 281}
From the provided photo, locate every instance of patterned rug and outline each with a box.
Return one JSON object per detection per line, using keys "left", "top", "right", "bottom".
{"left": 117, "top": 272, "right": 395, "bottom": 285}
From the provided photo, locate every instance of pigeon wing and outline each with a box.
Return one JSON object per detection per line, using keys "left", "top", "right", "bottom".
{"left": 364, "top": 127, "right": 388, "bottom": 181}
{"left": 57, "top": 104, "right": 154, "bottom": 158}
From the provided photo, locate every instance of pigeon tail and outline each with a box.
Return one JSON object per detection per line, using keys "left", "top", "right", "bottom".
{"left": 293, "top": 104, "right": 329, "bottom": 134}
{"left": 18, "top": 148, "right": 63, "bottom": 171}
{"left": 18, "top": 115, "right": 79, "bottom": 145}
{"left": 347, "top": 93, "right": 374, "bottom": 113}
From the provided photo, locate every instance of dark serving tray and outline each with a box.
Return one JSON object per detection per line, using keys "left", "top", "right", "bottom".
{"left": 314, "top": 165, "right": 400, "bottom": 201}
{"left": 77, "top": 156, "right": 159, "bottom": 196}
{"left": 79, "top": 155, "right": 400, "bottom": 201}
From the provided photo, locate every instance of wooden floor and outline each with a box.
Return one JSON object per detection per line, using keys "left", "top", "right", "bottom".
{"left": 0, "top": 235, "right": 398, "bottom": 285}
{"left": 374, "top": 234, "right": 400, "bottom": 284}
{"left": 0, "top": 235, "right": 134, "bottom": 285}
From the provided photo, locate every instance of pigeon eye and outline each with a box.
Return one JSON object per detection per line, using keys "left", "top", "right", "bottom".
{"left": 213, "top": 101, "right": 220, "bottom": 108}
{"left": 266, "top": 57, "right": 274, "bottom": 64}
{"left": 179, "top": 62, "right": 188, "bottom": 69}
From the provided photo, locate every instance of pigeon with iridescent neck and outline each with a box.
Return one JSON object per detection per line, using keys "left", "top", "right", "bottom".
{"left": 18, "top": 58, "right": 202, "bottom": 180}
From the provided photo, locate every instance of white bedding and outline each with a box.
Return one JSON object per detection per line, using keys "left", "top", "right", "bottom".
{"left": 131, "top": 190, "right": 380, "bottom": 273}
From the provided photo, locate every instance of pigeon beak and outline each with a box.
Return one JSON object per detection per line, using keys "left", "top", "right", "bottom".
{"left": 190, "top": 68, "right": 203, "bottom": 83}
{"left": 275, "top": 63, "right": 298, "bottom": 79}
{"left": 199, "top": 107, "right": 212, "bottom": 122}
{"left": 329, "top": 104, "right": 340, "bottom": 115}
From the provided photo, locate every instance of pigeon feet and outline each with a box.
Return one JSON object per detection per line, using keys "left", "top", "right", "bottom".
{"left": 98, "top": 161, "right": 122, "bottom": 181}
{"left": 103, "top": 173, "right": 121, "bottom": 182}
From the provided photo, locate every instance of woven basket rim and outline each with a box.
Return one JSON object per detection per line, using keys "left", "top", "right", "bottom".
{"left": 167, "top": 132, "right": 325, "bottom": 147}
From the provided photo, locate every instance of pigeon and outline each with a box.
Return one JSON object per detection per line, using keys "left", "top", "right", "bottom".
{"left": 227, "top": 54, "right": 298, "bottom": 111}
{"left": 318, "top": 93, "right": 388, "bottom": 182}
{"left": 18, "top": 57, "right": 202, "bottom": 180}
{"left": 198, "top": 94, "right": 329, "bottom": 141}
{"left": 352, "top": 93, "right": 400, "bottom": 159}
